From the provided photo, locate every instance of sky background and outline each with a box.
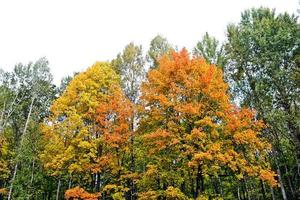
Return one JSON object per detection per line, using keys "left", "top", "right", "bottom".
{"left": 0, "top": 0, "right": 298, "bottom": 84}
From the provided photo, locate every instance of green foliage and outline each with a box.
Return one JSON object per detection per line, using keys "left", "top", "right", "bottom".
{"left": 193, "top": 32, "right": 227, "bottom": 68}
{"left": 225, "top": 7, "right": 300, "bottom": 199}
{"left": 0, "top": 58, "right": 57, "bottom": 199}
{"left": 147, "top": 35, "right": 173, "bottom": 69}
{"left": 112, "top": 42, "right": 145, "bottom": 103}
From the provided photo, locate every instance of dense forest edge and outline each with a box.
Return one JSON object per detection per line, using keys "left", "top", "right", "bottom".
{"left": 0, "top": 7, "right": 299, "bottom": 200}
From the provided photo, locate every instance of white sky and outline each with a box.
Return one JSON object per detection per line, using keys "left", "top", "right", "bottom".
{"left": 0, "top": 0, "right": 298, "bottom": 84}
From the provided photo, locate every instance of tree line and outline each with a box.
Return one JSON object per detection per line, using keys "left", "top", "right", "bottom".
{"left": 0, "top": 7, "right": 299, "bottom": 200}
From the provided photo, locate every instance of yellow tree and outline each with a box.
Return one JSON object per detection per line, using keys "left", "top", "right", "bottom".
{"left": 139, "top": 49, "right": 276, "bottom": 198}
{"left": 41, "top": 62, "right": 135, "bottom": 199}
{"left": 40, "top": 62, "right": 131, "bottom": 199}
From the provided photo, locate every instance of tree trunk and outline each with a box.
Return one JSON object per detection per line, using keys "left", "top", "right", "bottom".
{"left": 270, "top": 186, "right": 276, "bottom": 200}
{"left": 7, "top": 163, "right": 17, "bottom": 200}
{"left": 195, "top": 164, "right": 203, "bottom": 198}
{"left": 237, "top": 186, "right": 241, "bottom": 200}
{"left": 68, "top": 177, "right": 72, "bottom": 189}
{"left": 8, "top": 96, "right": 35, "bottom": 200}
{"left": 20, "top": 97, "right": 35, "bottom": 144}
{"left": 243, "top": 178, "right": 250, "bottom": 200}
{"left": 218, "top": 176, "right": 224, "bottom": 198}
{"left": 56, "top": 179, "right": 61, "bottom": 200}
{"left": 130, "top": 115, "right": 136, "bottom": 200}
{"left": 0, "top": 101, "right": 6, "bottom": 133}
{"left": 97, "top": 172, "right": 101, "bottom": 192}
{"left": 260, "top": 179, "right": 266, "bottom": 200}
{"left": 189, "top": 170, "right": 195, "bottom": 196}
{"left": 30, "top": 159, "right": 35, "bottom": 184}
{"left": 276, "top": 161, "right": 287, "bottom": 200}
{"left": 284, "top": 165, "right": 295, "bottom": 199}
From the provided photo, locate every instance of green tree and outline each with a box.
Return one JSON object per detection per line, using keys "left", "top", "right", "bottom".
{"left": 147, "top": 35, "right": 173, "bottom": 69}
{"left": 0, "top": 58, "right": 57, "bottom": 199}
{"left": 193, "top": 32, "right": 227, "bottom": 68}
{"left": 59, "top": 72, "right": 79, "bottom": 95}
{"left": 225, "top": 7, "right": 300, "bottom": 199}
{"left": 112, "top": 42, "right": 145, "bottom": 103}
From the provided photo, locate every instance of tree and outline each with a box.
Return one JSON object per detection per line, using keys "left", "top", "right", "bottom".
{"left": 41, "top": 62, "right": 134, "bottom": 199}
{"left": 139, "top": 49, "right": 276, "bottom": 198}
{"left": 0, "top": 58, "right": 57, "bottom": 200}
{"left": 225, "top": 8, "right": 300, "bottom": 199}
{"left": 112, "top": 42, "right": 146, "bottom": 199}
{"left": 193, "top": 32, "right": 227, "bottom": 68}
{"left": 41, "top": 62, "right": 119, "bottom": 198}
{"left": 93, "top": 85, "right": 134, "bottom": 199}
{"left": 147, "top": 35, "right": 173, "bottom": 69}
{"left": 58, "top": 72, "right": 79, "bottom": 95}
{"left": 111, "top": 42, "right": 145, "bottom": 103}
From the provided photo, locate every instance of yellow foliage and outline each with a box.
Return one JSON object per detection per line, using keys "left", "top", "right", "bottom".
{"left": 165, "top": 186, "right": 189, "bottom": 200}
{"left": 138, "top": 190, "right": 160, "bottom": 200}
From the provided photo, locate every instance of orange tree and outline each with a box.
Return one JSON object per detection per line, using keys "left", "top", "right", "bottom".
{"left": 138, "top": 49, "right": 276, "bottom": 199}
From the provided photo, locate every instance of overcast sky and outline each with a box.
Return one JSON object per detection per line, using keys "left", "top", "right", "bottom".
{"left": 0, "top": 0, "right": 298, "bottom": 84}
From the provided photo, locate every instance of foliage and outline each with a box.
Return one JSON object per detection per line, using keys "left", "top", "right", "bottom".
{"left": 225, "top": 7, "right": 300, "bottom": 198}
{"left": 1, "top": 7, "right": 299, "bottom": 199}
{"left": 147, "top": 35, "right": 173, "bottom": 69}
{"left": 139, "top": 49, "right": 276, "bottom": 198}
{"left": 111, "top": 42, "right": 145, "bottom": 103}
{"left": 0, "top": 135, "right": 10, "bottom": 180}
{"left": 41, "top": 62, "right": 119, "bottom": 176}
{"left": 0, "top": 58, "right": 57, "bottom": 199}
{"left": 40, "top": 61, "right": 135, "bottom": 199}
{"left": 193, "top": 32, "right": 227, "bottom": 68}
{"left": 65, "top": 186, "right": 100, "bottom": 200}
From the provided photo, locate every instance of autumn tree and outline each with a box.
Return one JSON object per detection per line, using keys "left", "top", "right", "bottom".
{"left": 92, "top": 86, "right": 135, "bottom": 199}
{"left": 41, "top": 62, "right": 134, "bottom": 199}
{"left": 139, "top": 49, "right": 276, "bottom": 199}
{"left": 112, "top": 42, "right": 146, "bottom": 199}
{"left": 40, "top": 62, "right": 118, "bottom": 198}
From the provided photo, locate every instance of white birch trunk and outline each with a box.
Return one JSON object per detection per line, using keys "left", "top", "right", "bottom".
{"left": 7, "top": 96, "right": 35, "bottom": 200}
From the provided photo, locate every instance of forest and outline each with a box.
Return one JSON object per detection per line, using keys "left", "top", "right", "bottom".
{"left": 0, "top": 7, "right": 299, "bottom": 200}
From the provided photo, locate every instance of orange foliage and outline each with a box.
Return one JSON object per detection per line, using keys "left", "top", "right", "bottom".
{"left": 65, "top": 187, "right": 100, "bottom": 200}
{"left": 140, "top": 49, "right": 277, "bottom": 187}
{"left": 96, "top": 87, "right": 133, "bottom": 149}
{"left": 0, "top": 188, "right": 7, "bottom": 195}
{"left": 92, "top": 87, "right": 133, "bottom": 174}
